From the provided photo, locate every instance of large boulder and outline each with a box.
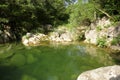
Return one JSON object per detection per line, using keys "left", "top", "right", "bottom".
{"left": 77, "top": 65, "right": 120, "bottom": 80}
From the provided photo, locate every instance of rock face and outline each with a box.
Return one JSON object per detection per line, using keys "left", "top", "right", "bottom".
{"left": 49, "top": 26, "right": 86, "bottom": 42}
{"left": 22, "top": 33, "right": 48, "bottom": 46}
{"left": 85, "top": 26, "right": 118, "bottom": 45}
{"left": 85, "top": 17, "right": 120, "bottom": 50}
{"left": 49, "top": 26, "right": 73, "bottom": 42}
{"left": 49, "top": 31, "right": 72, "bottom": 42}
{"left": 85, "top": 30, "right": 98, "bottom": 44}
{"left": 77, "top": 65, "right": 120, "bottom": 80}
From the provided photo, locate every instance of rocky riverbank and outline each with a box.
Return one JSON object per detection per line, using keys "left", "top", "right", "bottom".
{"left": 22, "top": 25, "right": 86, "bottom": 46}
{"left": 22, "top": 26, "right": 81, "bottom": 46}
{"left": 21, "top": 17, "right": 120, "bottom": 51}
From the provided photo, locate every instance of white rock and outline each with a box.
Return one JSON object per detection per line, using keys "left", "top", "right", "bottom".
{"left": 77, "top": 65, "right": 120, "bottom": 80}
{"left": 22, "top": 39, "right": 29, "bottom": 46}
{"left": 22, "top": 33, "right": 48, "bottom": 46}
{"left": 84, "top": 30, "right": 98, "bottom": 44}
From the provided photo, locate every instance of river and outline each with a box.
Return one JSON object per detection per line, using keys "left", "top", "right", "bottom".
{"left": 0, "top": 42, "right": 119, "bottom": 80}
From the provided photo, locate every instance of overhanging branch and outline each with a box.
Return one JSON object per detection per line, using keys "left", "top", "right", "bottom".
{"left": 96, "top": 8, "right": 113, "bottom": 19}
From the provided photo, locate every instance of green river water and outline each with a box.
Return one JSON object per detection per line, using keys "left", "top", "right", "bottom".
{"left": 0, "top": 42, "right": 119, "bottom": 80}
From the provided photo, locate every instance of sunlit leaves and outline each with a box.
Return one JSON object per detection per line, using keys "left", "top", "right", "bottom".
{"left": 68, "top": 0, "right": 97, "bottom": 26}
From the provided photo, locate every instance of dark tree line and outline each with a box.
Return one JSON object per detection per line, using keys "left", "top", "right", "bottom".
{"left": 0, "top": 0, "right": 69, "bottom": 38}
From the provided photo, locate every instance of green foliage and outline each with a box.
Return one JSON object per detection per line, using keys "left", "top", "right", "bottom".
{"left": 68, "top": 0, "right": 98, "bottom": 27}
{"left": 97, "top": 37, "right": 107, "bottom": 48}
{"left": 0, "top": 0, "right": 69, "bottom": 39}
{"left": 96, "top": 26, "right": 102, "bottom": 31}
{"left": 111, "top": 36, "right": 120, "bottom": 45}
{"left": 93, "top": 0, "right": 120, "bottom": 21}
{"left": 0, "top": 0, "right": 120, "bottom": 41}
{"left": 68, "top": 0, "right": 120, "bottom": 28}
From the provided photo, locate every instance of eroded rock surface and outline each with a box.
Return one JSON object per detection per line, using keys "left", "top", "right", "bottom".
{"left": 84, "top": 17, "right": 120, "bottom": 50}
{"left": 77, "top": 65, "right": 120, "bottom": 80}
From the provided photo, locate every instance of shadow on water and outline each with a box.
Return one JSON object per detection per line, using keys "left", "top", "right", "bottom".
{"left": 0, "top": 44, "right": 23, "bottom": 80}
{"left": 0, "top": 65, "right": 22, "bottom": 80}
{"left": 110, "top": 51, "right": 120, "bottom": 65}
{"left": 110, "top": 75, "right": 120, "bottom": 80}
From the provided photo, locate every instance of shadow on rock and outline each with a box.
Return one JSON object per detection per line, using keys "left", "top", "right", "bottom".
{"left": 110, "top": 75, "right": 120, "bottom": 80}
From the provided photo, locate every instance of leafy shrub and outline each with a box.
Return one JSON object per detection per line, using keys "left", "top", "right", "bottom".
{"left": 97, "top": 37, "right": 106, "bottom": 47}
{"left": 68, "top": 1, "right": 97, "bottom": 27}
{"left": 96, "top": 26, "right": 102, "bottom": 31}
{"left": 111, "top": 36, "right": 120, "bottom": 45}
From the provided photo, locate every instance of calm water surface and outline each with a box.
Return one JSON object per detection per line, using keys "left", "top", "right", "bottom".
{"left": 0, "top": 42, "right": 118, "bottom": 80}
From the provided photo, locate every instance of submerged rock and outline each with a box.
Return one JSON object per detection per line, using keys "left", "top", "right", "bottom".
{"left": 77, "top": 65, "right": 120, "bottom": 80}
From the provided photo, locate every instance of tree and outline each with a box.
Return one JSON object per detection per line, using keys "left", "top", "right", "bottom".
{"left": 92, "top": 0, "right": 120, "bottom": 21}
{"left": 68, "top": 0, "right": 120, "bottom": 27}
{"left": 68, "top": 0, "right": 98, "bottom": 26}
{"left": 0, "top": 0, "right": 69, "bottom": 40}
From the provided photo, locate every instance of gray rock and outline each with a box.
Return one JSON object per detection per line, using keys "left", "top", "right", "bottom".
{"left": 77, "top": 65, "right": 120, "bottom": 80}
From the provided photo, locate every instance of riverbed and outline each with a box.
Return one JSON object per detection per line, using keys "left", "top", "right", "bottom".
{"left": 0, "top": 42, "right": 119, "bottom": 80}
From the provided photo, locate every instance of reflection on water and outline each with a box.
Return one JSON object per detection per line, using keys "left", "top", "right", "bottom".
{"left": 0, "top": 42, "right": 117, "bottom": 80}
